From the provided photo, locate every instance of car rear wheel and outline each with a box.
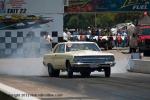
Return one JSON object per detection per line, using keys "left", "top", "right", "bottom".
{"left": 104, "top": 67, "right": 111, "bottom": 78}
{"left": 48, "top": 64, "right": 60, "bottom": 77}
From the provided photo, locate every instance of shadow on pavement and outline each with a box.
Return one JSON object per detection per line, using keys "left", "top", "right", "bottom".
{"left": 42, "top": 74, "right": 106, "bottom": 79}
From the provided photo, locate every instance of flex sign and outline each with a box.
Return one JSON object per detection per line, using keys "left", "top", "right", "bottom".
{"left": 0, "top": 0, "right": 64, "bottom": 15}
{"left": 65, "top": 0, "right": 150, "bottom": 12}
{"left": 96, "top": 0, "right": 150, "bottom": 11}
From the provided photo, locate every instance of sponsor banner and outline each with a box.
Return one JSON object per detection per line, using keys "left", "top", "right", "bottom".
{"left": 65, "top": 0, "right": 150, "bottom": 12}
{"left": 0, "top": 0, "right": 63, "bottom": 33}
{"left": 0, "top": 0, "right": 64, "bottom": 15}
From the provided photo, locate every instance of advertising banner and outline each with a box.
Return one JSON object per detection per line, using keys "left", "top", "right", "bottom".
{"left": 65, "top": 0, "right": 150, "bottom": 12}
{"left": 0, "top": 0, "right": 64, "bottom": 15}
{"left": 0, "top": 0, "right": 64, "bottom": 30}
{"left": 0, "top": 0, "right": 64, "bottom": 57}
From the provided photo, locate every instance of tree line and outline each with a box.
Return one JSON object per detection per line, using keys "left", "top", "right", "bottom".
{"left": 64, "top": 12, "right": 148, "bottom": 29}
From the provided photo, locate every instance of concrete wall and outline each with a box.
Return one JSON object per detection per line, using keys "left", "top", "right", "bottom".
{"left": 128, "top": 59, "right": 150, "bottom": 74}
{"left": 0, "top": 0, "right": 64, "bottom": 75}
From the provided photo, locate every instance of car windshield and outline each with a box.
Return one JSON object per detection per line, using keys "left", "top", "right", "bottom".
{"left": 66, "top": 43, "right": 100, "bottom": 52}
{"left": 140, "top": 28, "right": 150, "bottom": 35}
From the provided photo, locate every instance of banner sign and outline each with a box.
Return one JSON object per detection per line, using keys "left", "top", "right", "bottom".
{"left": 0, "top": 0, "right": 64, "bottom": 15}
{"left": 0, "top": 0, "right": 63, "bottom": 30}
{"left": 65, "top": 0, "right": 150, "bottom": 12}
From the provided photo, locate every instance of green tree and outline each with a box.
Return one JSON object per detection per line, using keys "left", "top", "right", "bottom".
{"left": 64, "top": 12, "right": 148, "bottom": 29}
{"left": 96, "top": 13, "right": 116, "bottom": 28}
{"left": 65, "top": 14, "right": 78, "bottom": 29}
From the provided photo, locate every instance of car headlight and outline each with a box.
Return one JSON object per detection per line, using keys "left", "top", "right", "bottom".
{"left": 107, "top": 56, "right": 115, "bottom": 61}
{"left": 73, "top": 56, "right": 81, "bottom": 63}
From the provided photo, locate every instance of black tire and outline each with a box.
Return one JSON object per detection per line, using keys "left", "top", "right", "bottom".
{"left": 80, "top": 71, "right": 91, "bottom": 77}
{"left": 104, "top": 67, "right": 111, "bottom": 78}
{"left": 53, "top": 69, "right": 60, "bottom": 77}
{"left": 66, "top": 62, "right": 73, "bottom": 78}
{"left": 48, "top": 64, "right": 60, "bottom": 77}
{"left": 48, "top": 64, "right": 55, "bottom": 77}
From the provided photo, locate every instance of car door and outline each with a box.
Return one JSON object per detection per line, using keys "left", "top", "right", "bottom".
{"left": 53, "top": 44, "right": 66, "bottom": 69}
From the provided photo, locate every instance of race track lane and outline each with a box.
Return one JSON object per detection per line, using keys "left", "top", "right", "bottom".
{"left": 0, "top": 73, "right": 150, "bottom": 100}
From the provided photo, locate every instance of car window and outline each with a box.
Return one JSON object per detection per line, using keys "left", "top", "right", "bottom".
{"left": 54, "top": 44, "right": 65, "bottom": 53}
{"left": 66, "top": 43, "right": 101, "bottom": 52}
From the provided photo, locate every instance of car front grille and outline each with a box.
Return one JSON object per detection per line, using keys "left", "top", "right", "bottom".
{"left": 75, "top": 56, "right": 114, "bottom": 63}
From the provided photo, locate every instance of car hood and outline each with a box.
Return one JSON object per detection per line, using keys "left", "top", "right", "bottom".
{"left": 66, "top": 50, "right": 114, "bottom": 56}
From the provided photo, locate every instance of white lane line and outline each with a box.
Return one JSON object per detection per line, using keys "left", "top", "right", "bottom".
{"left": 0, "top": 82, "right": 40, "bottom": 100}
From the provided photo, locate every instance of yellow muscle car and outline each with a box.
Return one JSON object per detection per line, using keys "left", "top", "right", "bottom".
{"left": 43, "top": 41, "right": 115, "bottom": 78}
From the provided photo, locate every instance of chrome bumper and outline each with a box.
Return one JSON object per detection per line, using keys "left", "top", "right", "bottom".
{"left": 71, "top": 62, "right": 116, "bottom": 68}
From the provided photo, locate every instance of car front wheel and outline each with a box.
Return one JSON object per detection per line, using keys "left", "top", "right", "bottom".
{"left": 104, "top": 67, "right": 111, "bottom": 78}
{"left": 66, "top": 62, "right": 73, "bottom": 78}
